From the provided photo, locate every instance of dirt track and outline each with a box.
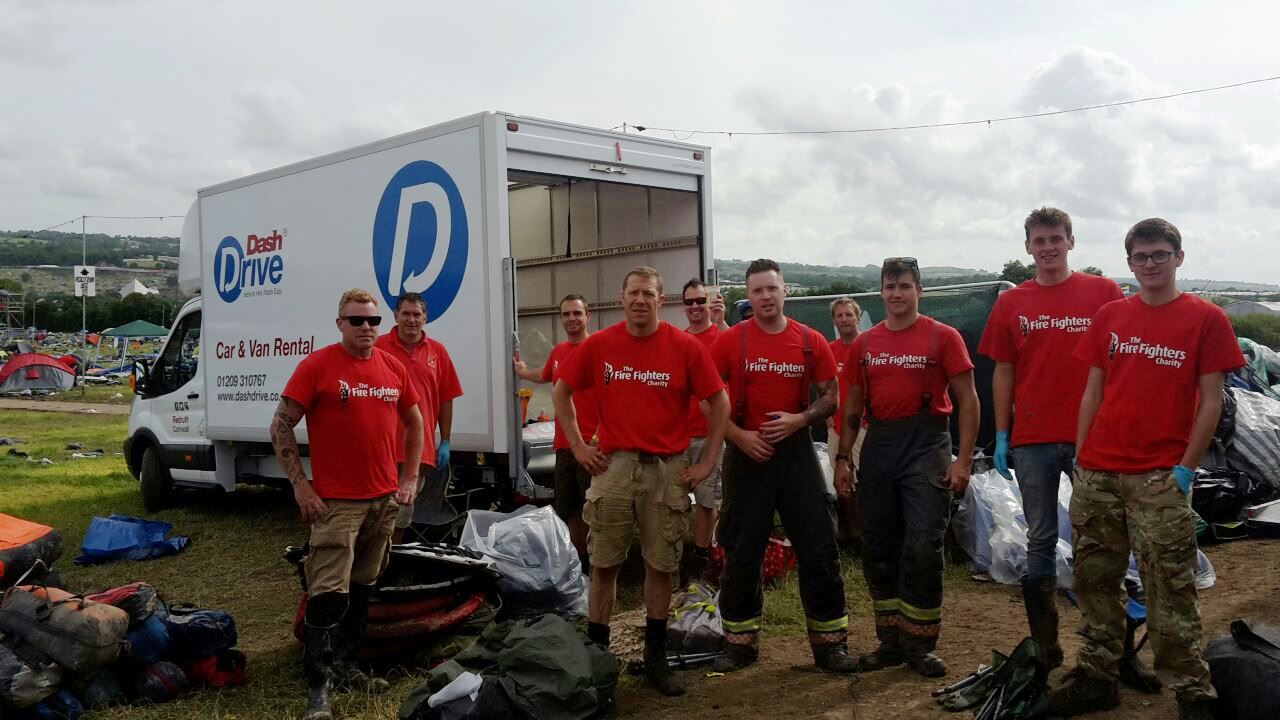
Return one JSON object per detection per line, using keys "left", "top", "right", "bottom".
{"left": 618, "top": 538, "right": 1280, "bottom": 719}
{"left": 0, "top": 398, "right": 130, "bottom": 414}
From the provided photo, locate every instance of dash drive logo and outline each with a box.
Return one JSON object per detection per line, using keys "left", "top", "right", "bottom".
{"left": 1108, "top": 332, "right": 1188, "bottom": 368}
{"left": 372, "top": 161, "right": 469, "bottom": 321}
{"left": 1017, "top": 314, "right": 1090, "bottom": 338}
{"left": 214, "top": 230, "right": 286, "bottom": 303}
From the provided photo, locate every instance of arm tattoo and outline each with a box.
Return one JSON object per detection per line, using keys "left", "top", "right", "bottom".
{"left": 270, "top": 399, "right": 308, "bottom": 486}
{"left": 804, "top": 379, "right": 837, "bottom": 423}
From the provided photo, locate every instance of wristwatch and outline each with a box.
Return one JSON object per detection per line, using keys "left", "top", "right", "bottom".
{"left": 835, "top": 453, "right": 849, "bottom": 463}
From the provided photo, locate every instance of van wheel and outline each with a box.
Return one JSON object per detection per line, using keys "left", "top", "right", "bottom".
{"left": 140, "top": 447, "right": 173, "bottom": 511}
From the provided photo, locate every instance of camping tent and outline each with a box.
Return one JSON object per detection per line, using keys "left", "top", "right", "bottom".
{"left": 102, "top": 319, "right": 169, "bottom": 338}
{"left": 0, "top": 353, "right": 76, "bottom": 392}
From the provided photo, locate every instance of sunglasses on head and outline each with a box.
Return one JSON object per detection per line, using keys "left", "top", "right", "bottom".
{"left": 883, "top": 256, "right": 919, "bottom": 269}
{"left": 343, "top": 315, "right": 382, "bottom": 327}
{"left": 682, "top": 297, "right": 708, "bottom": 306}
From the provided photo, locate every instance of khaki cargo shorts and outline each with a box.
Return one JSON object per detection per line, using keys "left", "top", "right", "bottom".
{"left": 583, "top": 451, "right": 691, "bottom": 574}
{"left": 305, "top": 495, "right": 398, "bottom": 595}
{"left": 394, "top": 465, "right": 432, "bottom": 530}
{"left": 685, "top": 436, "right": 723, "bottom": 510}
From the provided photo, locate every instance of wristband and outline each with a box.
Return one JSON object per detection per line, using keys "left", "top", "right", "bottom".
{"left": 835, "top": 453, "right": 849, "bottom": 463}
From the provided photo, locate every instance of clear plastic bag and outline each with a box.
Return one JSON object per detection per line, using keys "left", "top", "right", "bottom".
{"left": 813, "top": 442, "right": 836, "bottom": 500}
{"left": 459, "top": 505, "right": 588, "bottom": 616}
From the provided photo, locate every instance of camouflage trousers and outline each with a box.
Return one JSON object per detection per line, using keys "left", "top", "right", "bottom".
{"left": 1071, "top": 467, "right": 1216, "bottom": 702}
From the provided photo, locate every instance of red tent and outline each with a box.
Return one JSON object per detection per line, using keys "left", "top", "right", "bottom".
{"left": 0, "top": 353, "right": 76, "bottom": 392}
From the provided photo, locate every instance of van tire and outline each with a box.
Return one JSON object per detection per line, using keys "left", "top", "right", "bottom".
{"left": 140, "top": 447, "right": 172, "bottom": 511}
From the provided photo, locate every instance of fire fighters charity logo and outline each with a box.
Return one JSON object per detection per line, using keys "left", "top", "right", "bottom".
{"left": 603, "top": 362, "right": 615, "bottom": 386}
{"left": 602, "top": 363, "right": 672, "bottom": 388}
{"left": 1110, "top": 334, "right": 1188, "bottom": 368}
{"left": 338, "top": 379, "right": 351, "bottom": 405}
{"left": 1021, "top": 314, "right": 1091, "bottom": 337}
{"left": 1108, "top": 332, "right": 1120, "bottom": 361}
{"left": 1018, "top": 315, "right": 1030, "bottom": 338}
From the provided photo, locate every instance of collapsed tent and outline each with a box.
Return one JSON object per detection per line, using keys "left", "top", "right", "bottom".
{"left": 0, "top": 353, "right": 75, "bottom": 392}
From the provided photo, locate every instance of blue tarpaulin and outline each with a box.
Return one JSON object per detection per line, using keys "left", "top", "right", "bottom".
{"left": 75, "top": 514, "right": 189, "bottom": 565}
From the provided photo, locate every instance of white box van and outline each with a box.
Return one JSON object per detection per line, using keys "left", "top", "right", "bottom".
{"left": 125, "top": 112, "right": 714, "bottom": 510}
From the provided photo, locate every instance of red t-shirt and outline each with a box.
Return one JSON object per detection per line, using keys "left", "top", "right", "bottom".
{"left": 843, "top": 316, "right": 974, "bottom": 421}
{"left": 1076, "top": 293, "right": 1245, "bottom": 473}
{"left": 559, "top": 321, "right": 724, "bottom": 456}
{"left": 711, "top": 319, "right": 837, "bottom": 432}
{"left": 829, "top": 337, "right": 858, "bottom": 430}
{"left": 375, "top": 331, "right": 464, "bottom": 465}
{"left": 979, "top": 273, "right": 1124, "bottom": 446}
{"left": 685, "top": 325, "right": 722, "bottom": 438}
{"left": 542, "top": 340, "right": 598, "bottom": 451}
{"left": 282, "top": 344, "right": 420, "bottom": 500}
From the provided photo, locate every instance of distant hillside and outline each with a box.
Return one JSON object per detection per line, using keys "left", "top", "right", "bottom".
{"left": 715, "top": 258, "right": 998, "bottom": 288}
{"left": 0, "top": 230, "right": 178, "bottom": 268}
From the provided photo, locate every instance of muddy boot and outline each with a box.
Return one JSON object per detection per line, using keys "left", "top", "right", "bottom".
{"left": 1176, "top": 697, "right": 1214, "bottom": 720}
{"left": 1048, "top": 667, "right": 1121, "bottom": 716}
{"left": 333, "top": 584, "right": 389, "bottom": 694}
{"left": 905, "top": 652, "right": 947, "bottom": 678}
{"left": 811, "top": 637, "right": 859, "bottom": 675}
{"left": 302, "top": 621, "right": 337, "bottom": 720}
{"left": 711, "top": 642, "right": 758, "bottom": 673}
{"left": 1021, "top": 577, "right": 1064, "bottom": 669}
{"left": 1119, "top": 652, "right": 1162, "bottom": 693}
{"left": 643, "top": 641, "right": 685, "bottom": 697}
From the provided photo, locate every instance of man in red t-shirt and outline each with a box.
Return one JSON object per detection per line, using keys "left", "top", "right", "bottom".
{"left": 272, "top": 288, "right": 423, "bottom": 720}
{"left": 375, "top": 292, "right": 464, "bottom": 544}
{"left": 553, "top": 266, "right": 729, "bottom": 697}
{"left": 834, "top": 258, "right": 979, "bottom": 678}
{"left": 828, "top": 296, "right": 864, "bottom": 542}
{"left": 1050, "top": 220, "right": 1245, "bottom": 720}
{"left": 679, "top": 277, "right": 729, "bottom": 584}
{"left": 978, "top": 207, "right": 1124, "bottom": 667}
{"left": 513, "top": 293, "right": 597, "bottom": 568}
{"left": 708, "top": 259, "right": 858, "bottom": 675}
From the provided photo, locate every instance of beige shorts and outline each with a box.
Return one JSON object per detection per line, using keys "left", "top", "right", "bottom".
{"left": 582, "top": 451, "right": 691, "bottom": 573}
{"left": 686, "top": 436, "right": 723, "bottom": 510}
{"left": 829, "top": 426, "right": 865, "bottom": 471}
{"left": 305, "top": 495, "right": 398, "bottom": 595}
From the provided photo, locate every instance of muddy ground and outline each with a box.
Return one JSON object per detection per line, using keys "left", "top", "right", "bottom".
{"left": 617, "top": 538, "right": 1280, "bottom": 719}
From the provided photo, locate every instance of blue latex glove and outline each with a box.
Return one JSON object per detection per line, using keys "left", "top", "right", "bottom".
{"left": 994, "top": 431, "right": 1013, "bottom": 481}
{"left": 437, "top": 440, "right": 451, "bottom": 468}
{"left": 1173, "top": 464, "right": 1195, "bottom": 495}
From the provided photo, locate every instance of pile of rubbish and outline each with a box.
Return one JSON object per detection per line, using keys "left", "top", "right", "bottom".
{"left": 953, "top": 468, "right": 1220, "bottom": 591}
{"left": 0, "top": 580, "right": 246, "bottom": 717}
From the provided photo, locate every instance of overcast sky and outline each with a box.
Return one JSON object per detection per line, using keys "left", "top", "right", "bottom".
{"left": 3, "top": 0, "right": 1278, "bottom": 284}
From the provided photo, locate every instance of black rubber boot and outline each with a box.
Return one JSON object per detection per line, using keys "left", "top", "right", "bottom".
{"left": 812, "top": 642, "right": 859, "bottom": 675}
{"left": 1021, "top": 577, "right": 1064, "bottom": 669}
{"left": 1048, "top": 667, "right": 1121, "bottom": 716}
{"left": 334, "top": 584, "right": 389, "bottom": 694}
{"left": 905, "top": 652, "right": 947, "bottom": 678}
{"left": 857, "top": 641, "right": 905, "bottom": 672}
{"left": 643, "top": 641, "right": 685, "bottom": 697}
{"left": 302, "top": 621, "right": 337, "bottom": 720}
{"left": 711, "top": 642, "right": 758, "bottom": 673}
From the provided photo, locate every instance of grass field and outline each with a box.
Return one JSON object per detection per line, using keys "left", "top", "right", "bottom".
{"left": 1, "top": 408, "right": 970, "bottom": 719}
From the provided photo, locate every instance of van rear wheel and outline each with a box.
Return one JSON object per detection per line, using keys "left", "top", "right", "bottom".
{"left": 140, "top": 447, "right": 173, "bottom": 511}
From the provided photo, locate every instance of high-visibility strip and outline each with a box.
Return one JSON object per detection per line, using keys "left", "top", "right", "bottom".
{"left": 722, "top": 616, "right": 762, "bottom": 633}
{"left": 899, "top": 600, "right": 942, "bottom": 622}
{"left": 806, "top": 615, "right": 849, "bottom": 632}
{"left": 873, "top": 598, "right": 901, "bottom": 614}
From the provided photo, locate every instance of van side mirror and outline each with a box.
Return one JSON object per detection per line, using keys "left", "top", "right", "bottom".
{"left": 132, "top": 358, "right": 151, "bottom": 398}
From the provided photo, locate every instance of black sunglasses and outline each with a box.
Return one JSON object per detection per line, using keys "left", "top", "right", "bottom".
{"left": 342, "top": 315, "right": 383, "bottom": 327}
{"left": 682, "top": 297, "right": 708, "bottom": 306}
{"left": 883, "top": 256, "right": 919, "bottom": 269}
